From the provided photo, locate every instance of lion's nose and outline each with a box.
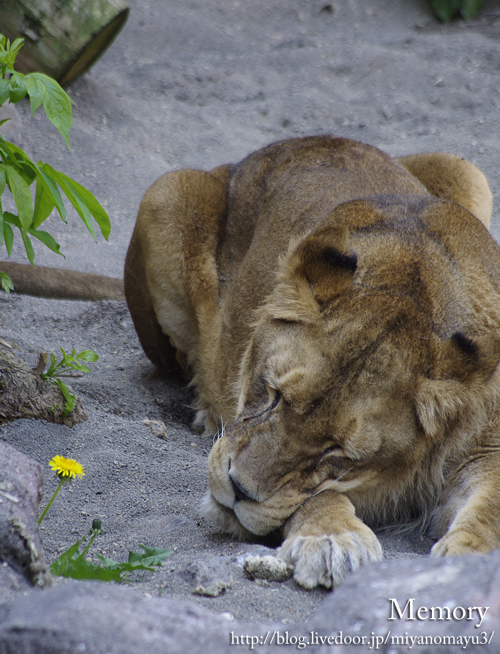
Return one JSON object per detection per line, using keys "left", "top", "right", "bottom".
{"left": 229, "top": 472, "right": 255, "bottom": 502}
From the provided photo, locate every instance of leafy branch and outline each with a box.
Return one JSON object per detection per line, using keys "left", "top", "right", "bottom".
{"left": 0, "top": 34, "right": 110, "bottom": 292}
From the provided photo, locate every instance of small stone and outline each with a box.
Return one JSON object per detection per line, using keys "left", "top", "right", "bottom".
{"left": 143, "top": 418, "right": 168, "bottom": 440}
{"left": 243, "top": 555, "right": 293, "bottom": 582}
{"left": 193, "top": 580, "right": 229, "bottom": 597}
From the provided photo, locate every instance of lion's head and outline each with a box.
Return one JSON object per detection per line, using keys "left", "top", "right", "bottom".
{"left": 204, "top": 194, "right": 500, "bottom": 540}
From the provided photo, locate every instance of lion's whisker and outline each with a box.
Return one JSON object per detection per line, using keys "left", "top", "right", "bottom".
{"left": 213, "top": 418, "right": 226, "bottom": 445}
{"left": 309, "top": 466, "right": 355, "bottom": 499}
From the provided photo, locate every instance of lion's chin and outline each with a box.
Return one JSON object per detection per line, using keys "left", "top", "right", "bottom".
{"left": 202, "top": 491, "right": 289, "bottom": 539}
{"left": 201, "top": 491, "right": 257, "bottom": 540}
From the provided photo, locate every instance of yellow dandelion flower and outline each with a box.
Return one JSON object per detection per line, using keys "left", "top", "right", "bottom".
{"left": 39, "top": 456, "right": 86, "bottom": 525}
{"left": 49, "top": 455, "right": 85, "bottom": 479}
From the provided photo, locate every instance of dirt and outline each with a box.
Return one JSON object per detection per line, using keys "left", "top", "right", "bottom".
{"left": 2, "top": 0, "right": 500, "bottom": 625}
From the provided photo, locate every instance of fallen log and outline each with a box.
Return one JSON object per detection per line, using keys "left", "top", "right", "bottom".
{"left": 0, "top": 341, "right": 87, "bottom": 427}
{"left": 0, "top": 0, "right": 129, "bottom": 86}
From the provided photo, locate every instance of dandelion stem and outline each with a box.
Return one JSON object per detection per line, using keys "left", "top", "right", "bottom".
{"left": 80, "top": 528, "right": 100, "bottom": 559}
{"left": 38, "top": 478, "right": 64, "bottom": 525}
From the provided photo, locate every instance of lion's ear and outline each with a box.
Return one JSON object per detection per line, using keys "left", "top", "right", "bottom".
{"left": 415, "top": 331, "right": 500, "bottom": 439}
{"left": 295, "top": 225, "right": 357, "bottom": 305}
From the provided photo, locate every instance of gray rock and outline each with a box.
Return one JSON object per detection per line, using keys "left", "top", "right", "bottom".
{"left": 0, "top": 563, "right": 31, "bottom": 606}
{"left": 1, "top": 554, "right": 500, "bottom": 653}
{"left": 300, "top": 553, "right": 500, "bottom": 652}
{"left": 0, "top": 442, "right": 50, "bottom": 587}
{"left": 0, "top": 582, "right": 256, "bottom": 654}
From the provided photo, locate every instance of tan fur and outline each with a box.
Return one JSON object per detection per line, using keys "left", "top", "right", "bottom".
{"left": 125, "top": 135, "right": 500, "bottom": 589}
{"left": 0, "top": 261, "right": 124, "bottom": 300}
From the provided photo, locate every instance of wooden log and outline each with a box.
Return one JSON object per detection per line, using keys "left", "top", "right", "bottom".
{"left": 0, "top": 0, "right": 129, "bottom": 86}
{"left": 0, "top": 341, "right": 87, "bottom": 427}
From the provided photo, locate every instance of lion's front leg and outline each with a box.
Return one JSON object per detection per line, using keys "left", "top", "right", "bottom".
{"left": 430, "top": 449, "right": 500, "bottom": 557}
{"left": 277, "top": 490, "right": 383, "bottom": 589}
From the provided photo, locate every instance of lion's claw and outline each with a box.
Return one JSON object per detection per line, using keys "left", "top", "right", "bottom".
{"left": 278, "top": 531, "right": 383, "bottom": 589}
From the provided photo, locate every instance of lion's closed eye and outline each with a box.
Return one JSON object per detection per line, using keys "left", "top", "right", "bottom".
{"left": 243, "top": 387, "right": 281, "bottom": 422}
{"left": 267, "top": 385, "right": 281, "bottom": 410}
{"left": 319, "top": 445, "right": 346, "bottom": 462}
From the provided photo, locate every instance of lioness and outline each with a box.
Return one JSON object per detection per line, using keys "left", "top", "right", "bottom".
{"left": 124, "top": 135, "right": 500, "bottom": 589}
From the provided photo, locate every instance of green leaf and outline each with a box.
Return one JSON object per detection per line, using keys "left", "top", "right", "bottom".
{"left": 431, "top": 0, "right": 461, "bottom": 21}
{"left": 77, "top": 350, "right": 99, "bottom": 363}
{"left": 0, "top": 79, "right": 10, "bottom": 106}
{"left": 28, "top": 227, "right": 63, "bottom": 257}
{"left": 0, "top": 138, "right": 33, "bottom": 163}
{"left": 0, "top": 272, "right": 13, "bottom": 293}
{"left": 33, "top": 177, "right": 56, "bottom": 227}
{"left": 50, "top": 533, "right": 171, "bottom": 582}
{"left": 14, "top": 161, "right": 36, "bottom": 187}
{"left": 43, "top": 352, "right": 58, "bottom": 378}
{"left": 21, "top": 229, "right": 35, "bottom": 264}
{"left": 9, "top": 73, "right": 27, "bottom": 104}
{"left": 42, "top": 165, "right": 96, "bottom": 239}
{"left": 3, "top": 211, "right": 21, "bottom": 228}
{"left": 53, "top": 377, "right": 76, "bottom": 418}
{"left": 460, "top": 0, "right": 484, "bottom": 19}
{"left": 38, "top": 74, "right": 73, "bottom": 149}
{"left": 45, "top": 166, "right": 110, "bottom": 239}
{"left": 4, "top": 222, "right": 13, "bottom": 256}
{"left": 26, "top": 74, "right": 47, "bottom": 116}
{"left": 95, "top": 545, "right": 172, "bottom": 574}
{"left": 127, "top": 545, "right": 173, "bottom": 568}
{"left": 54, "top": 376, "right": 73, "bottom": 402}
{"left": 51, "top": 539, "right": 122, "bottom": 582}
{"left": 5, "top": 165, "right": 33, "bottom": 229}
{"left": 0, "top": 37, "right": 25, "bottom": 73}
{"left": 0, "top": 140, "right": 38, "bottom": 186}
{"left": 62, "top": 392, "right": 76, "bottom": 419}
{"left": 35, "top": 163, "right": 67, "bottom": 222}
{"left": 431, "top": 0, "right": 484, "bottom": 21}
{"left": 0, "top": 168, "right": 5, "bottom": 196}
{"left": 59, "top": 174, "right": 110, "bottom": 240}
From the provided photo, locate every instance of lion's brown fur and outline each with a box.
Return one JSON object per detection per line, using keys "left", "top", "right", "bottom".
{"left": 125, "top": 135, "right": 500, "bottom": 588}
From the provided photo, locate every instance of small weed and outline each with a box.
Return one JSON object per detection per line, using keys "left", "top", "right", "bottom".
{"left": 39, "top": 457, "right": 172, "bottom": 582}
{"left": 41, "top": 347, "right": 98, "bottom": 418}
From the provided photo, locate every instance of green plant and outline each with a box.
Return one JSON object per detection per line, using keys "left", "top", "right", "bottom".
{"left": 41, "top": 347, "right": 98, "bottom": 418}
{"left": 51, "top": 521, "right": 172, "bottom": 582}
{"left": 430, "top": 0, "right": 484, "bottom": 22}
{"left": 0, "top": 35, "right": 110, "bottom": 292}
{"left": 39, "top": 458, "right": 172, "bottom": 582}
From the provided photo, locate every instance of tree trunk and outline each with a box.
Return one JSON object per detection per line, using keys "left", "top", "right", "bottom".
{"left": 0, "top": 341, "right": 87, "bottom": 427}
{"left": 0, "top": 0, "right": 129, "bottom": 86}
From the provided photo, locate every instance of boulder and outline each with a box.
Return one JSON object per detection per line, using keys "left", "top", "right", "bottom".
{"left": 0, "top": 442, "right": 50, "bottom": 588}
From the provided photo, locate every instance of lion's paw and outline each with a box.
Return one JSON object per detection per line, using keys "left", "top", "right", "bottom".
{"left": 431, "top": 529, "right": 490, "bottom": 557}
{"left": 277, "top": 531, "right": 383, "bottom": 589}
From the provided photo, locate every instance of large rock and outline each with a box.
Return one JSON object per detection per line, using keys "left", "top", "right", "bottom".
{"left": 0, "top": 442, "right": 50, "bottom": 588}
{"left": 1, "top": 553, "right": 499, "bottom": 653}
{"left": 0, "top": 581, "right": 254, "bottom": 654}
{"left": 302, "top": 553, "right": 500, "bottom": 652}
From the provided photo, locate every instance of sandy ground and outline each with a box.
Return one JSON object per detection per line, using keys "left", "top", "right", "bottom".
{"left": 2, "top": 0, "right": 500, "bottom": 624}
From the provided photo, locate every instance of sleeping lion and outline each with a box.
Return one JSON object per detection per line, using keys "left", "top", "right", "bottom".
{"left": 124, "top": 135, "right": 500, "bottom": 589}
